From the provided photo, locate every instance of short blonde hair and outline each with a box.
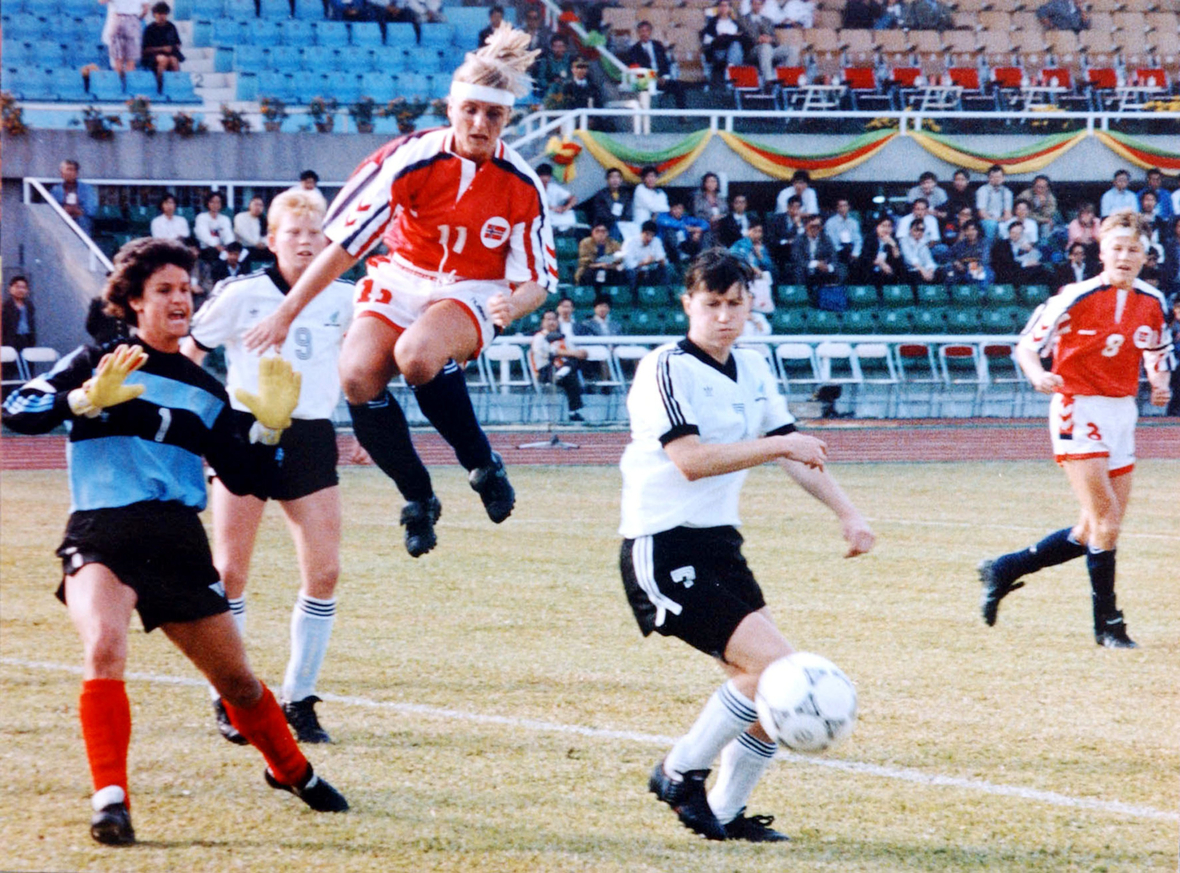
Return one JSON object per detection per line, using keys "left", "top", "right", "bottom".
{"left": 266, "top": 189, "right": 327, "bottom": 234}
{"left": 1097, "top": 208, "right": 1150, "bottom": 243}
{"left": 452, "top": 22, "right": 540, "bottom": 99}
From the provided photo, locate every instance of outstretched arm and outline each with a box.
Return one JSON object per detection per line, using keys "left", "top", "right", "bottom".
{"left": 664, "top": 431, "right": 827, "bottom": 482}
{"left": 242, "top": 242, "right": 359, "bottom": 351}
{"left": 779, "top": 459, "right": 876, "bottom": 557}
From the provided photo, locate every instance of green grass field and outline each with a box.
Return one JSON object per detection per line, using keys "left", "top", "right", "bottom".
{"left": 2, "top": 461, "right": 1177, "bottom": 872}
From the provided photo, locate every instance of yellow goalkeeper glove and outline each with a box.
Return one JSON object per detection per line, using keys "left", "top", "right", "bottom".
{"left": 68, "top": 344, "right": 148, "bottom": 418}
{"left": 234, "top": 356, "right": 302, "bottom": 446}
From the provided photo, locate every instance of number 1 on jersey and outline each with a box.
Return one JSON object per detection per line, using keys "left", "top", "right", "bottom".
{"left": 439, "top": 224, "right": 467, "bottom": 254}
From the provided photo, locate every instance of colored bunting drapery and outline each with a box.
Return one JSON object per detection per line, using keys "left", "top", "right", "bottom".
{"left": 573, "top": 129, "right": 714, "bottom": 184}
{"left": 1094, "top": 130, "right": 1180, "bottom": 175}
{"left": 909, "top": 130, "right": 1087, "bottom": 174}
{"left": 544, "top": 136, "right": 584, "bottom": 183}
{"left": 718, "top": 130, "right": 898, "bottom": 180}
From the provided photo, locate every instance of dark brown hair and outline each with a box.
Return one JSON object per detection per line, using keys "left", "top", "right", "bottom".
{"left": 682, "top": 248, "right": 756, "bottom": 296}
{"left": 103, "top": 237, "right": 195, "bottom": 326}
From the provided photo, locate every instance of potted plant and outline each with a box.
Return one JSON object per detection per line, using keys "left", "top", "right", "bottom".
{"left": 380, "top": 96, "right": 428, "bottom": 134}
{"left": 219, "top": 104, "right": 251, "bottom": 134}
{"left": 0, "top": 91, "right": 28, "bottom": 136}
{"left": 349, "top": 96, "right": 377, "bottom": 133}
{"left": 308, "top": 96, "right": 338, "bottom": 133}
{"left": 171, "top": 111, "right": 208, "bottom": 137}
{"left": 259, "top": 96, "right": 287, "bottom": 132}
{"left": 74, "top": 106, "right": 123, "bottom": 139}
{"left": 126, "top": 96, "right": 156, "bottom": 135}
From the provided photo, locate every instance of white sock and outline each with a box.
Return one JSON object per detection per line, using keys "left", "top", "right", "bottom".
{"left": 664, "top": 680, "right": 758, "bottom": 778}
{"left": 708, "top": 731, "right": 778, "bottom": 825}
{"left": 209, "top": 596, "right": 247, "bottom": 700}
{"left": 282, "top": 594, "right": 336, "bottom": 703}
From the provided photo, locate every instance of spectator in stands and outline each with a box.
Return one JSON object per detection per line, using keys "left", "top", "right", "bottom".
{"left": 1036, "top": 0, "right": 1088, "bottom": 32}
{"left": 402, "top": 0, "right": 442, "bottom": 24}
{"left": 194, "top": 192, "right": 234, "bottom": 262}
{"left": 478, "top": 6, "right": 505, "bottom": 48}
{"left": 378, "top": 0, "right": 423, "bottom": 44}
{"left": 843, "top": 0, "right": 883, "bottom": 28}
{"left": 896, "top": 198, "right": 946, "bottom": 262}
{"left": 2, "top": 276, "right": 36, "bottom": 355}
{"left": 1140, "top": 167, "right": 1175, "bottom": 224}
{"left": 740, "top": 0, "right": 798, "bottom": 85}
{"left": 1162, "top": 217, "right": 1180, "bottom": 301}
{"left": 691, "top": 173, "right": 728, "bottom": 248}
{"left": 975, "top": 164, "right": 1013, "bottom": 243}
{"left": 149, "top": 193, "right": 189, "bottom": 241}
{"left": 906, "top": 171, "right": 949, "bottom": 220}
{"left": 1141, "top": 247, "right": 1163, "bottom": 287}
{"left": 855, "top": 215, "right": 904, "bottom": 285}
{"left": 1138, "top": 191, "right": 1167, "bottom": 259}
{"left": 1067, "top": 202, "right": 1101, "bottom": 267}
{"left": 780, "top": 0, "right": 815, "bottom": 28}
{"left": 1100, "top": 169, "right": 1138, "bottom": 217}
{"left": 625, "top": 20, "right": 686, "bottom": 109}
{"left": 86, "top": 296, "right": 128, "bottom": 345}
{"left": 948, "top": 219, "right": 990, "bottom": 282}
{"left": 522, "top": 6, "right": 553, "bottom": 55}
{"left": 824, "top": 197, "right": 863, "bottom": 265}
{"left": 1000, "top": 199, "right": 1039, "bottom": 246}
{"left": 580, "top": 294, "right": 622, "bottom": 337}
{"left": 291, "top": 170, "right": 323, "bottom": 201}
{"left": 945, "top": 168, "right": 974, "bottom": 219}
{"left": 774, "top": 170, "right": 818, "bottom": 216}
{"left": 558, "top": 58, "right": 604, "bottom": 110}
{"left": 536, "top": 163, "right": 578, "bottom": 232}
{"left": 576, "top": 223, "right": 624, "bottom": 286}
{"left": 140, "top": 2, "right": 183, "bottom": 88}
{"left": 49, "top": 159, "right": 97, "bottom": 234}
{"left": 791, "top": 215, "right": 843, "bottom": 288}
{"left": 900, "top": 219, "right": 940, "bottom": 284}
{"left": 101, "top": 0, "right": 149, "bottom": 75}
{"left": 700, "top": 0, "right": 747, "bottom": 88}
{"left": 535, "top": 34, "right": 572, "bottom": 97}
{"left": 183, "top": 237, "right": 214, "bottom": 299}
{"left": 901, "top": 0, "right": 953, "bottom": 30}
{"left": 657, "top": 202, "right": 710, "bottom": 266}
{"left": 531, "top": 310, "right": 586, "bottom": 422}
{"left": 329, "top": 0, "right": 381, "bottom": 23}
{"left": 1053, "top": 241, "right": 1097, "bottom": 290}
{"left": 632, "top": 166, "right": 670, "bottom": 226}
{"left": 233, "top": 195, "right": 269, "bottom": 264}
{"left": 942, "top": 204, "right": 975, "bottom": 246}
{"left": 991, "top": 219, "right": 1046, "bottom": 285}
{"left": 210, "top": 242, "right": 247, "bottom": 285}
{"left": 730, "top": 217, "right": 776, "bottom": 314}
{"left": 767, "top": 194, "right": 804, "bottom": 276}
{"left": 588, "top": 167, "right": 632, "bottom": 240}
{"left": 718, "top": 193, "right": 755, "bottom": 246}
{"left": 621, "top": 220, "right": 669, "bottom": 294}
{"left": 1016, "top": 174, "right": 1064, "bottom": 254}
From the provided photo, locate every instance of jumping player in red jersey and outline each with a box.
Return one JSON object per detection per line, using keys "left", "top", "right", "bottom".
{"left": 243, "top": 24, "right": 556, "bottom": 557}
{"left": 979, "top": 210, "right": 1174, "bottom": 648}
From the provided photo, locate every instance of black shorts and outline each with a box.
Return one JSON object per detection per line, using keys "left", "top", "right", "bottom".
{"left": 222, "top": 411, "right": 339, "bottom": 502}
{"left": 620, "top": 525, "right": 765, "bottom": 660}
{"left": 56, "top": 502, "right": 227, "bottom": 633}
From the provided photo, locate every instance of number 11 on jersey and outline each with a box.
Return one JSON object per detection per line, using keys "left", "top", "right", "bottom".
{"left": 439, "top": 224, "right": 467, "bottom": 254}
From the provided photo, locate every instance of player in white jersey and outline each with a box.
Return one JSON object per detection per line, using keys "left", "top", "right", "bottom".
{"left": 183, "top": 190, "right": 352, "bottom": 743}
{"left": 619, "top": 249, "right": 875, "bottom": 842}
{"left": 242, "top": 24, "right": 555, "bottom": 558}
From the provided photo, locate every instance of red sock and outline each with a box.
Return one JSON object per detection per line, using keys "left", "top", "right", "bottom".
{"left": 223, "top": 684, "right": 309, "bottom": 786}
{"left": 79, "top": 678, "right": 132, "bottom": 807}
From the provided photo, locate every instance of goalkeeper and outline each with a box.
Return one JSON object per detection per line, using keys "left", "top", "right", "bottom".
{"left": 1, "top": 238, "right": 347, "bottom": 848}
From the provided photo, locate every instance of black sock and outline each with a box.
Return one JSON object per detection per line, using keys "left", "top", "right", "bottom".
{"left": 348, "top": 389, "right": 433, "bottom": 502}
{"left": 1087, "top": 547, "right": 1117, "bottom": 619}
{"left": 992, "top": 527, "right": 1086, "bottom": 582}
{"left": 411, "top": 360, "right": 492, "bottom": 472}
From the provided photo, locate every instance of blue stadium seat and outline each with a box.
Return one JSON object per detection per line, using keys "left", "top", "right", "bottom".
{"left": 236, "top": 70, "right": 259, "bottom": 100}
{"left": 191, "top": 0, "right": 224, "bottom": 19}
{"left": 225, "top": 0, "right": 256, "bottom": 18}
{"left": 323, "top": 71, "right": 361, "bottom": 102}
{"left": 313, "top": 21, "right": 348, "bottom": 46}
{"left": 10, "top": 67, "right": 54, "bottom": 99}
{"left": 7, "top": 12, "right": 45, "bottom": 40}
{"left": 61, "top": 0, "right": 92, "bottom": 17}
{"left": 383, "top": 21, "right": 416, "bottom": 49}
{"left": 259, "top": 0, "right": 291, "bottom": 17}
{"left": 250, "top": 19, "right": 283, "bottom": 46}
{"left": 271, "top": 45, "right": 302, "bottom": 71}
{"left": 256, "top": 69, "right": 297, "bottom": 102}
{"left": 2, "top": 40, "right": 31, "bottom": 68}
{"left": 30, "top": 39, "right": 68, "bottom": 68}
{"left": 293, "top": 0, "right": 324, "bottom": 18}
{"left": 279, "top": 19, "right": 314, "bottom": 45}
{"left": 234, "top": 45, "right": 268, "bottom": 71}
{"left": 446, "top": 7, "right": 487, "bottom": 43}
{"left": 211, "top": 18, "right": 247, "bottom": 46}
{"left": 190, "top": 18, "right": 213, "bottom": 46}
{"left": 359, "top": 71, "right": 396, "bottom": 102}
{"left": 171, "top": 0, "right": 192, "bottom": 20}
{"left": 419, "top": 23, "right": 452, "bottom": 49}
{"left": 301, "top": 46, "right": 340, "bottom": 72}
{"left": 88, "top": 69, "right": 125, "bottom": 101}
{"left": 350, "top": 22, "right": 382, "bottom": 47}
{"left": 124, "top": 69, "right": 160, "bottom": 96}
{"left": 161, "top": 71, "right": 199, "bottom": 102}
{"left": 396, "top": 72, "right": 428, "bottom": 99}
{"left": 366, "top": 46, "right": 407, "bottom": 73}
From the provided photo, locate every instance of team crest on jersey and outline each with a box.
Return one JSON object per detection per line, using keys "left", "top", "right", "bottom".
{"left": 480, "top": 217, "right": 511, "bottom": 249}
{"left": 1131, "top": 325, "right": 1157, "bottom": 349}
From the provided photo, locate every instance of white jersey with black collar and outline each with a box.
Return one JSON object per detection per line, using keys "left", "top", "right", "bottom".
{"left": 188, "top": 267, "right": 353, "bottom": 420}
{"left": 619, "top": 339, "right": 795, "bottom": 538}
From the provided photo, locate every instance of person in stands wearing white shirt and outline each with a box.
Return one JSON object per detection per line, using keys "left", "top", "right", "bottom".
{"left": 183, "top": 189, "right": 353, "bottom": 746}
{"left": 823, "top": 197, "right": 862, "bottom": 264}
{"left": 622, "top": 220, "right": 669, "bottom": 294}
{"left": 234, "top": 195, "right": 270, "bottom": 265}
{"left": 975, "top": 164, "right": 1013, "bottom": 243}
{"left": 194, "top": 191, "right": 235, "bottom": 262}
{"left": 536, "top": 163, "right": 578, "bottom": 232}
{"left": 780, "top": 0, "right": 815, "bottom": 28}
{"left": 999, "top": 199, "right": 1039, "bottom": 245}
{"left": 150, "top": 193, "right": 189, "bottom": 241}
{"left": 1100, "top": 169, "right": 1138, "bottom": 218}
{"left": 622, "top": 248, "right": 874, "bottom": 843}
{"left": 632, "top": 165, "right": 671, "bottom": 226}
{"left": 774, "top": 170, "right": 818, "bottom": 217}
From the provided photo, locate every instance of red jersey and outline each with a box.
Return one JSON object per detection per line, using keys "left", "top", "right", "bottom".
{"left": 1018, "top": 276, "right": 1173, "bottom": 397}
{"left": 323, "top": 127, "right": 558, "bottom": 290}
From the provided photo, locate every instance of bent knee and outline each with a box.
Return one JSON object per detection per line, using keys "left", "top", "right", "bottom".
{"left": 216, "top": 672, "right": 263, "bottom": 708}
{"left": 394, "top": 348, "right": 442, "bottom": 386}
{"left": 341, "top": 369, "right": 383, "bottom": 405}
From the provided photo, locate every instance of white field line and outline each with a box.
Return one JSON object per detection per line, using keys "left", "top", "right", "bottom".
{"left": 3, "top": 657, "right": 1176, "bottom": 824}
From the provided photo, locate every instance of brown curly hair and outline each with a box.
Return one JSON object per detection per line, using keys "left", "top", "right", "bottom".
{"left": 102, "top": 237, "right": 195, "bottom": 326}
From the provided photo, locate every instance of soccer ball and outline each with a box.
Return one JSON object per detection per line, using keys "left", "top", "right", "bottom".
{"left": 754, "top": 652, "right": 858, "bottom": 753}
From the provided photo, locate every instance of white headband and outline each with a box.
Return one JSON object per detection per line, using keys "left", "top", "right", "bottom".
{"left": 1103, "top": 226, "right": 1150, "bottom": 248}
{"left": 450, "top": 81, "right": 515, "bottom": 107}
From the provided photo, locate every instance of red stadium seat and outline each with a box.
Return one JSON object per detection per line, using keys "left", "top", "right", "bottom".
{"left": 1134, "top": 68, "right": 1167, "bottom": 88}
{"left": 892, "top": 67, "right": 921, "bottom": 87}
{"left": 992, "top": 66, "right": 1024, "bottom": 89}
{"left": 1086, "top": 68, "right": 1119, "bottom": 89}
{"left": 947, "top": 67, "right": 981, "bottom": 91}
{"left": 775, "top": 65, "right": 806, "bottom": 86}
{"left": 842, "top": 66, "right": 876, "bottom": 91}
{"left": 726, "top": 64, "right": 761, "bottom": 90}
{"left": 1040, "top": 67, "right": 1071, "bottom": 89}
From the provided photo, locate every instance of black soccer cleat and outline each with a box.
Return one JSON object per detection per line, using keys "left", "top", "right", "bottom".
{"left": 401, "top": 494, "right": 442, "bottom": 558}
{"left": 213, "top": 697, "right": 249, "bottom": 745}
{"left": 648, "top": 758, "right": 727, "bottom": 841}
{"left": 468, "top": 451, "right": 515, "bottom": 523}
{"left": 265, "top": 764, "right": 349, "bottom": 812}
{"left": 1095, "top": 611, "right": 1138, "bottom": 649}
{"left": 978, "top": 558, "right": 1025, "bottom": 627}
{"left": 723, "top": 809, "right": 791, "bottom": 842}
{"left": 90, "top": 802, "right": 135, "bottom": 846}
{"left": 282, "top": 695, "right": 332, "bottom": 744}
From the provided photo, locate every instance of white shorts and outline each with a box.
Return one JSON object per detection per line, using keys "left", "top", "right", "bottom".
{"left": 354, "top": 255, "right": 507, "bottom": 355}
{"left": 1049, "top": 393, "right": 1137, "bottom": 477}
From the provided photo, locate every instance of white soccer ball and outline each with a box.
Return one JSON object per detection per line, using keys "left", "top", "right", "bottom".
{"left": 755, "top": 652, "right": 858, "bottom": 753}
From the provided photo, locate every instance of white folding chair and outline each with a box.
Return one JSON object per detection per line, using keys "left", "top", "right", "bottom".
{"left": 938, "top": 342, "right": 987, "bottom": 416}
{"left": 19, "top": 346, "right": 59, "bottom": 378}
{"left": 894, "top": 341, "right": 943, "bottom": 416}
{"left": 482, "top": 342, "right": 537, "bottom": 393}
{"left": 815, "top": 341, "right": 863, "bottom": 384}
{"left": 854, "top": 342, "right": 899, "bottom": 416}
{"left": 980, "top": 342, "right": 1027, "bottom": 416}
{"left": 581, "top": 344, "right": 625, "bottom": 394}
{"left": 774, "top": 342, "right": 821, "bottom": 400}
{"left": 2, "top": 345, "right": 28, "bottom": 394}
{"left": 612, "top": 344, "right": 651, "bottom": 387}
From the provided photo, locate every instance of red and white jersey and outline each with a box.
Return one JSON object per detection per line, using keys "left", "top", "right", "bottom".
{"left": 323, "top": 127, "right": 558, "bottom": 291}
{"left": 1018, "top": 275, "right": 1173, "bottom": 397}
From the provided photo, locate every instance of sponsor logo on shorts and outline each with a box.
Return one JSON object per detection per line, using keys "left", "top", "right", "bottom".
{"left": 209, "top": 580, "right": 226, "bottom": 597}
{"left": 480, "top": 217, "right": 511, "bottom": 249}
